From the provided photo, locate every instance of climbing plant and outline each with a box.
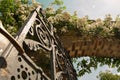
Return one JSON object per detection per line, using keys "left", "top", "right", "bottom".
{"left": 97, "top": 70, "right": 120, "bottom": 80}
{"left": 44, "top": 0, "right": 120, "bottom": 77}
{"left": 0, "top": 0, "right": 36, "bottom": 35}
{"left": 1, "top": 0, "right": 120, "bottom": 78}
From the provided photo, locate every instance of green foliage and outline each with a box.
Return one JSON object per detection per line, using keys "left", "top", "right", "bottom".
{"left": 52, "top": 0, "right": 64, "bottom": 5}
{"left": 98, "top": 71, "right": 120, "bottom": 80}
{"left": 0, "top": 0, "right": 35, "bottom": 35}
{"left": 46, "top": 6, "right": 120, "bottom": 39}
{"left": 112, "top": 27, "right": 120, "bottom": 39}
{"left": 74, "top": 57, "right": 120, "bottom": 77}
{"left": 0, "top": 0, "right": 16, "bottom": 26}
{"left": 1, "top": 0, "right": 120, "bottom": 78}
{"left": 21, "top": 0, "right": 28, "bottom": 4}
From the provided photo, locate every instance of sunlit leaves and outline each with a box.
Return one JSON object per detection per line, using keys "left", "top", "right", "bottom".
{"left": 74, "top": 57, "right": 120, "bottom": 77}
{"left": 52, "top": 0, "right": 64, "bottom": 6}
{"left": 46, "top": 6, "right": 120, "bottom": 39}
{"left": 98, "top": 71, "right": 120, "bottom": 80}
{"left": 1, "top": 0, "right": 120, "bottom": 78}
{"left": 0, "top": 0, "right": 15, "bottom": 26}
{"left": 45, "top": 2, "right": 120, "bottom": 77}
{"left": 0, "top": 0, "right": 36, "bottom": 35}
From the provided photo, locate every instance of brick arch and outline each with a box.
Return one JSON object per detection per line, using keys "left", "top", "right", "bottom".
{"left": 60, "top": 35, "right": 120, "bottom": 58}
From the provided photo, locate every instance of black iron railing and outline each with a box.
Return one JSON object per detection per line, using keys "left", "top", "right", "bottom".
{"left": 0, "top": 6, "right": 77, "bottom": 80}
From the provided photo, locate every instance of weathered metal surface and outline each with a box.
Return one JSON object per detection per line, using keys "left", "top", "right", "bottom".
{"left": 0, "top": 22, "right": 9, "bottom": 55}
{"left": 0, "top": 6, "right": 77, "bottom": 80}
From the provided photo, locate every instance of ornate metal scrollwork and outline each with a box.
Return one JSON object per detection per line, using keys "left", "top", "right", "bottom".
{"left": 23, "top": 6, "right": 77, "bottom": 80}
{"left": 0, "top": 5, "right": 77, "bottom": 80}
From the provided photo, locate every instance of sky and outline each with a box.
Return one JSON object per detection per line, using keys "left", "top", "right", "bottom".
{"left": 74, "top": 57, "right": 118, "bottom": 80}
{"left": 63, "top": 0, "right": 120, "bottom": 19}
{"left": 37, "top": 0, "right": 120, "bottom": 19}
{"left": 36, "top": 0, "right": 120, "bottom": 80}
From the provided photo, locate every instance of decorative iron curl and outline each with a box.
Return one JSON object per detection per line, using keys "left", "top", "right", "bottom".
{"left": 35, "top": 18, "right": 52, "bottom": 51}
{"left": 23, "top": 6, "right": 77, "bottom": 80}
{"left": 26, "top": 16, "right": 53, "bottom": 51}
{"left": 53, "top": 39, "right": 77, "bottom": 80}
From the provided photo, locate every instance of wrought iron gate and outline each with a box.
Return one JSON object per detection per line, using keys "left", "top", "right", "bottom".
{"left": 0, "top": 6, "right": 77, "bottom": 80}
